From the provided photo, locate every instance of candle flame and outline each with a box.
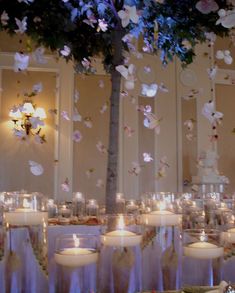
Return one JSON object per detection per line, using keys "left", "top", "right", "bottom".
{"left": 159, "top": 201, "right": 166, "bottom": 211}
{"left": 73, "top": 234, "right": 80, "bottom": 248}
{"left": 117, "top": 214, "right": 125, "bottom": 230}
{"left": 23, "top": 198, "right": 30, "bottom": 208}
{"left": 200, "top": 230, "right": 207, "bottom": 242}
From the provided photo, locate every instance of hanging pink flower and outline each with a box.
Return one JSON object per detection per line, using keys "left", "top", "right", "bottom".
{"left": 73, "top": 130, "right": 82, "bottom": 143}
{"left": 196, "top": 0, "right": 219, "bottom": 14}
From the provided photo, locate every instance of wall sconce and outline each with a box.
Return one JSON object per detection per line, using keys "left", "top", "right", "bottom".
{"left": 9, "top": 100, "right": 47, "bottom": 143}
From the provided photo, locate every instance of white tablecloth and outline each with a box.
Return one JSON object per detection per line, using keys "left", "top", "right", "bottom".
{"left": 0, "top": 225, "right": 234, "bottom": 293}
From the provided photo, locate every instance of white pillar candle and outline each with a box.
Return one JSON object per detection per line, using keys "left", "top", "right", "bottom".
{"left": 55, "top": 248, "right": 98, "bottom": 267}
{"left": 101, "top": 229, "right": 142, "bottom": 247}
{"left": 184, "top": 241, "right": 223, "bottom": 259}
{"left": 4, "top": 210, "right": 47, "bottom": 226}
{"left": 141, "top": 210, "right": 181, "bottom": 227}
{"left": 101, "top": 215, "right": 142, "bottom": 247}
{"left": 55, "top": 234, "right": 98, "bottom": 267}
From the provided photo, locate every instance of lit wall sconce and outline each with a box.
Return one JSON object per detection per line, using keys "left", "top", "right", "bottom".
{"left": 9, "top": 100, "right": 47, "bottom": 143}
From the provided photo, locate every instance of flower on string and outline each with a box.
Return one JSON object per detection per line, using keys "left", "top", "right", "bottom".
{"left": 186, "top": 133, "right": 195, "bottom": 141}
{"left": 207, "top": 65, "right": 218, "bottom": 80}
{"left": 159, "top": 82, "right": 169, "bottom": 93}
{"left": 81, "top": 57, "right": 91, "bottom": 70}
{"left": 96, "top": 179, "right": 104, "bottom": 188}
{"left": 96, "top": 141, "right": 108, "bottom": 154}
{"left": 74, "top": 90, "right": 79, "bottom": 103}
{"left": 97, "top": 19, "right": 108, "bottom": 32}
{"left": 143, "top": 152, "right": 153, "bottom": 162}
{"left": 184, "top": 119, "right": 195, "bottom": 131}
{"left": 14, "top": 52, "right": 29, "bottom": 72}
{"left": 205, "top": 32, "right": 217, "bottom": 44}
{"left": 144, "top": 66, "right": 151, "bottom": 73}
{"left": 195, "top": 0, "right": 219, "bottom": 14}
{"left": 160, "top": 156, "right": 170, "bottom": 167}
{"left": 216, "top": 8, "right": 235, "bottom": 28}
{"left": 83, "top": 14, "right": 97, "bottom": 28}
{"left": 61, "top": 178, "right": 70, "bottom": 192}
{"left": 1, "top": 11, "right": 9, "bottom": 26}
{"left": 141, "top": 83, "right": 158, "bottom": 98}
{"left": 60, "top": 45, "right": 71, "bottom": 57}
{"left": 14, "top": 16, "right": 27, "bottom": 34}
{"left": 100, "top": 102, "right": 109, "bottom": 114}
{"left": 48, "top": 108, "right": 57, "bottom": 116}
{"left": 128, "top": 162, "right": 141, "bottom": 175}
{"left": 156, "top": 165, "right": 167, "bottom": 179}
{"left": 116, "top": 64, "right": 136, "bottom": 90}
{"left": 181, "top": 89, "right": 203, "bottom": 100}
{"left": 124, "top": 125, "right": 135, "bottom": 137}
{"left": 73, "top": 107, "right": 82, "bottom": 122}
{"left": 143, "top": 112, "right": 162, "bottom": 134}
{"left": 28, "top": 160, "right": 44, "bottom": 176}
{"left": 98, "top": 80, "right": 104, "bottom": 88}
{"left": 84, "top": 117, "right": 93, "bottom": 128}
{"left": 73, "top": 130, "right": 82, "bottom": 142}
{"left": 209, "top": 134, "right": 219, "bottom": 142}
{"left": 33, "top": 82, "right": 43, "bottom": 94}
{"left": 86, "top": 168, "right": 94, "bottom": 179}
{"left": 216, "top": 50, "right": 233, "bottom": 64}
{"left": 32, "top": 47, "right": 47, "bottom": 64}
{"left": 118, "top": 5, "right": 139, "bottom": 28}
{"left": 202, "top": 100, "right": 223, "bottom": 125}
{"left": 156, "top": 156, "right": 170, "bottom": 180}
{"left": 61, "top": 111, "right": 70, "bottom": 121}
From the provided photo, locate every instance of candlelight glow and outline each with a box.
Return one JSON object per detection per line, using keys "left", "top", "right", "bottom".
{"left": 23, "top": 198, "right": 30, "bottom": 208}
{"left": 117, "top": 214, "right": 125, "bottom": 230}
{"left": 158, "top": 201, "right": 166, "bottom": 211}
{"left": 73, "top": 234, "right": 80, "bottom": 248}
{"left": 200, "top": 230, "right": 207, "bottom": 242}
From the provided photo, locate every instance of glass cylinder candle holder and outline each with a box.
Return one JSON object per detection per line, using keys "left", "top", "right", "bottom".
{"left": 47, "top": 199, "right": 58, "bottom": 218}
{"left": 58, "top": 204, "right": 72, "bottom": 218}
{"left": 86, "top": 199, "right": 99, "bottom": 217}
{"left": 3, "top": 192, "right": 48, "bottom": 292}
{"left": 183, "top": 229, "right": 223, "bottom": 288}
{"left": 72, "top": 192, "right": 85, "bottom": 217}
{"left": 126, "top": 199, "right": 139, "bottom": 214}
{"left": 140, "top": 193, "right": 182, "bottom": 292}
{"left": 99, "top": 214, "right": 142, "bottom": 293}
{"left": 54, "top": 234, "right": 99, "bottom": 293}
{"left": 115, "top": 192, "right": 126, "bottom": 214}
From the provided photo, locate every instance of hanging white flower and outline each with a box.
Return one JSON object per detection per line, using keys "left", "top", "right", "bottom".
{"left": 28, "top": 160, "right": 44, "bottom": 176}
{"left": 216, "top": 8, "right": 235, "bottom": 28}
{"left": 141, "top": 83, "right": 158, "bottom": 97}
{"left": 118, "top": 5, "right": 139, "bottom": 28}
{"left": 1, "top": 11, "right": 9, "bottom": 26}
{"left": 14, "top": 16, "right": 27, "bottom": 34}
{"left": 60, "top": 45, "right": 71, "bottom": 57}
{"left": 14, "top": 52, "right": 29, "bottom": 72}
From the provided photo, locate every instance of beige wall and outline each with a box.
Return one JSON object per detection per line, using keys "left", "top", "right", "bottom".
{"left": 216, "top": 84, "right": 235, "bottom": 193}
{"left": 73, "top": 74, "right": 111, "bottom": 203}
{"left": 0, "top": 69, "right": 56, "bottom": 196}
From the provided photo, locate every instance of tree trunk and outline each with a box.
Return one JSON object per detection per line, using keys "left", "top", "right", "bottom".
{"left": 105, "top": 29, "right": 124, "bottom": 214}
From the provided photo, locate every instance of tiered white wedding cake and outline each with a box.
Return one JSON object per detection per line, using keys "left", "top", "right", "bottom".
{"left": 192, "top": 150, "right": 229, "bottom": 184}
